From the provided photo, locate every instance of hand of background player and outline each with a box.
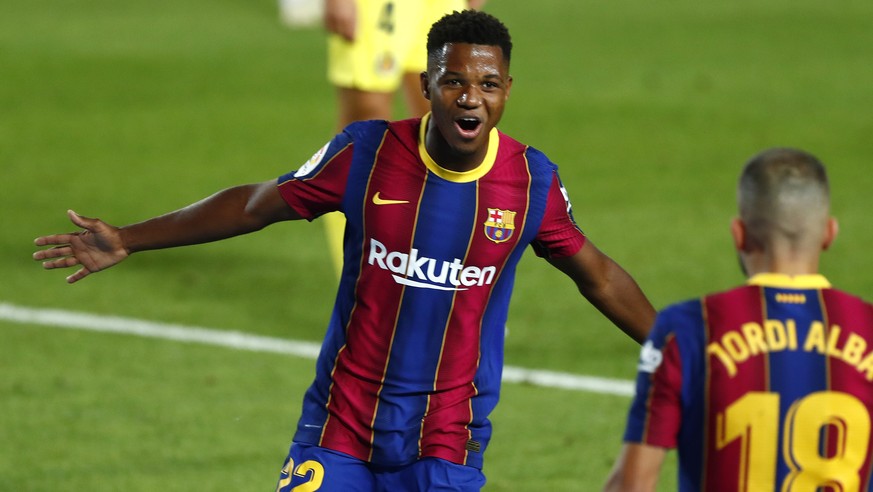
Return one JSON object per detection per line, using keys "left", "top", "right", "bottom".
{"left": 324, "top": 0, "right": 357, "bottom": 41}
{"left": 33, "top": 210, "right": 129, "bottom": 284}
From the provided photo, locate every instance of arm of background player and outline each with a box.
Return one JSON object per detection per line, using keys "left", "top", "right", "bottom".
{"left": 548, "top": 239, "right": 655, "bottom": 343}
{"left": 602, "top": 443, "right": 666, "bottom": 492}
{"left": 324, "top": 0, "right": 357, "bottom": 41}
{"left": 33, "top": 180, "right": 300, "bottom": 284}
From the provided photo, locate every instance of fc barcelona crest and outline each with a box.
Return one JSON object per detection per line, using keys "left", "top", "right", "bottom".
{"left": 484, "top": 208, "right": 516, "bottom": 243}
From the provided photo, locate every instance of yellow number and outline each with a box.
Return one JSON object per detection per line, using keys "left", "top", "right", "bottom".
{"left": 275, "top": 458, "right": 294, "bottom": 492}
{"left": 783, "top": 392, "right": 870, "bottom": 492}
{"left": 716, "top": 391, "right": 871, "bottom": 491}
{"left": 292, "top": 460, "right": 325, "bottom": 492}
{"left": 716, "top": 392, "right": 779, "bottom": 490}
{"left": 276, "top": 458, "right": 325, "bottom": 492}
{"left": 377, "top": 1, "right": 394, "bottom": 34}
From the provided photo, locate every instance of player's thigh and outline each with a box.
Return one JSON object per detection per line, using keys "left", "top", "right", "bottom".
{"left": 375, "top": 457, "right": 486, "bottom": 492}
{"left": 328, "top": 0, "right": 420, "bottom": 92}
{"left": 401, "top": 0, "right": 467, "bottom": 73}
{"left": 275, "top": 442, "right": 376, "bottom": 492}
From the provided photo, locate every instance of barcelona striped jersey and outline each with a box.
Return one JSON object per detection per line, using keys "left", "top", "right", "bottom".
{"left": 624, "top": 273, "right": 873, "bottom": 491}
{"left": 276, "top": 115, "right": 586, "bottom": 468}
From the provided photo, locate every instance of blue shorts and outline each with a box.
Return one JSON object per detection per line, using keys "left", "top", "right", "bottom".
{"left": 274, "top": 442, "right": 486, "bottom": 492}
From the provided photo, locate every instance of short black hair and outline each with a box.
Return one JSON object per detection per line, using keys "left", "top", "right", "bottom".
{"left": 427, "top": 10, "right": 512, "bottom": 64}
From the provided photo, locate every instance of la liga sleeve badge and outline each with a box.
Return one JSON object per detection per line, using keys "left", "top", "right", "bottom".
{"left": 484, "top": 208, "right": 516, "bottom": 243}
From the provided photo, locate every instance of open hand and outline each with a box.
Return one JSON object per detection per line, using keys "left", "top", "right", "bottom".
{"left": 33, "top": 210, "right": 129, "bottom": 284}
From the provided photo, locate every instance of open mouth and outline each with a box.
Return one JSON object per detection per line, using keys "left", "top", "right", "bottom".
{"left": 455, "top": 117, "right": 482, "bottom": 138}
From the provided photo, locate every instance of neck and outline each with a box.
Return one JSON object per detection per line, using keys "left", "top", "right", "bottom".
{"left": 740, "top": 249, "right": 821, "bottom": 277}
{"left": 424, "top": 121, "right": 487, "bottom": 173}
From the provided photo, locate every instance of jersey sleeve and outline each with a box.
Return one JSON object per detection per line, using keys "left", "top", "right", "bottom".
{"left": 276, "top": 130, "right": 355, "bottom": 220}
{"left": 622, "top": 306, "right": 686, "bottom": 448}
{"left": 530, "top": 172, "right": 586, "bottom": 259}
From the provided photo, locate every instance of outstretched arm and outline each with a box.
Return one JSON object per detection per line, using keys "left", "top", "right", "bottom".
{"left": 34, "top": 180, "right": 299, "bottom": 283}
{"left": 548, "top": 240, "right": 655, "bottom": 343}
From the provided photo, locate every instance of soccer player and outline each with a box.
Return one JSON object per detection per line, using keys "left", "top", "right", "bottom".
{"left": 34, "top": 11, "right": 655, "bottom": 491}
{"left": 603, "top": 148, "right": 873, "bottom": 492}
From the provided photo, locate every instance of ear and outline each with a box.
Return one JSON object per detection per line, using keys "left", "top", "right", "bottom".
{"left": 420, "top": 71, "right": 431, "bottom": 100}
{"left": 822, "top": 217, "right": 839, "bottom": 250}
{"left": 730, "top": 217, "right": 747, "bottom": 252}
{"left": 505, "top": 75, "right": 513, "bottom": 100}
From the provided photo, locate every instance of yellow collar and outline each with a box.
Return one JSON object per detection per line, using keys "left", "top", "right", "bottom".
{"left": 747, "top": 273, "right": 832, "bottom": 289}
{"left": 417, "top": 112, "right": 499, "bottom": 183}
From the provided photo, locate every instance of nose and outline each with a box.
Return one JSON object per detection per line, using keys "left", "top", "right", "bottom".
{"left": 456, "top": 87, "right": 481, "bottom": 107}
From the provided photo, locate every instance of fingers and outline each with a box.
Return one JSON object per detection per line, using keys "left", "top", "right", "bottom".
{"left": 33, "top": 234, "right": 76, "bottom": 248}
{"left": 41, "top": 255, "right": 81, "bottom": 270}
{"left": 33, "top": 245, "right": 74, "bottom": 261}
{"left": 34, "top": 210, "right": 90, "bottom": 247}
{"left": 66, "top": 267, "right": 91, "bottom": 284}
{"left": 33, "top": 209, "right": 91, "bottom": 253}
{"left": 34, "top": 248, "right": 93, "bottom": 282}
{"left": 67, "top": 209, "right": 95, "bottom": 230}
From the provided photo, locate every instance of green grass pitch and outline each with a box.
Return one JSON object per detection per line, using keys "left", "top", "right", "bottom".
{"left": 2, "top": 0, "right": 872, "bottom": 490}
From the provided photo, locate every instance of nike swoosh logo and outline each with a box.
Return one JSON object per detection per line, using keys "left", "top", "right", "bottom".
{"left": 372, "top": 192, "right": 409, "bottom": 205}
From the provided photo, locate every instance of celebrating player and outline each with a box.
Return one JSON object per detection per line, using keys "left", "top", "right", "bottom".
{"left": 34, "top": 11, "right": 655, "bottom": 491}
{"left": 603, "top": 148, "right": 873, "bottom": 492}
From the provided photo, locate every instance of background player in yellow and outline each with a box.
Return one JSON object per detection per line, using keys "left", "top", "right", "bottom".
{"left": 322, "top": 0, "right": 484, "bottom": 274}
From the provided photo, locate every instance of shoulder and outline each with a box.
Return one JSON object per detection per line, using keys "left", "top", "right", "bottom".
{"left": 651, "top": 299, "right": 705, "bottom": 340}
{"left": 824, "top": 286, "right": 873, "bottom": 307}
{"left": 517, "top": 143, "right": 559, "bottom": 174}
{"left": 649, "top": 284, "right": 755, "bottom": 346}
{"left": 493, "top": 130, "right": 555, "bottom": 169}
{"left": 635, "top": 298, "right": 708, "bottom": 378}
{"left": 337, "top": 119, "right": 401, "bottom": 156}
{"left": 822, "top": 287, "right": 873, "bottom": 322}
{"left": 343, "top": 119, "right": 391, "bottom": 140}
{"left": 660, "top": 297, "right": 705, "bottom": 319}
{"left": 494, "top": 134, "right": 562, "bottom": 191}
{"left": 658, "top": 284, "right": 757, "bottom": 328}
{"left": 525, "top": 146, "right": 560, "bottom": 176}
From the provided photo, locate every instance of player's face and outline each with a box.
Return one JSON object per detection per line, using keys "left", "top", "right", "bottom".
{"left": 422, "top": 43, "right": 512, "bottom": 171}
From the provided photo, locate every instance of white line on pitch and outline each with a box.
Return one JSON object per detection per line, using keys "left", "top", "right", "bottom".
{"left": 0, "top": 302, "right": 635, "bottom": 397}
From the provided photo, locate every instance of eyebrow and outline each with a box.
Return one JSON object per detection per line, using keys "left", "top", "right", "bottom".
{"left": 440, "top": 70, "right": 504, "bottom": 79}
